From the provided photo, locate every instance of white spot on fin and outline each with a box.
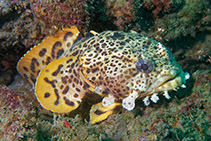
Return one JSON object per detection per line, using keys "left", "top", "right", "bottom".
{"left": 185, "top": 72, "right": 190, "bottom": 80}
{"left": 150, "top": 93, "right": 159, "bottom": 103}
{"left": 181, "top": 84, "right": 186, "bottom": 88}
{"left": 95, "top": 86, "right": 103, "bottom": 94}
{"left": 122, "top": 97, "right": 135, "bottom": 111}
{"left": 143, "top": 96, "right": 150, "bottom": 106}
{"left": 163, "top": 91, "right": 171, "bottom": 99}
{"left": 173, "top": 88, "right": 177, "bottom": 91}
{"left": 122, "top": 91, "right": 138, "bottom": 111}
{"left": 102, "top": 94, "right": 115, "bottom": 107}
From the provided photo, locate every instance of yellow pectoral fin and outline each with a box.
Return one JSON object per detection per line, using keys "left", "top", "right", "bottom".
{"left": 90, "top": 102, "right": 121, "bottom": 124}
{"left": 35, "top": 57, "right": 89, "bottom": 113}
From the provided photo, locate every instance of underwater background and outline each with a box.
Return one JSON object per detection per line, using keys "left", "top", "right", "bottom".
{"left": 0, "top": 0, "right": 210, "bottom": 140}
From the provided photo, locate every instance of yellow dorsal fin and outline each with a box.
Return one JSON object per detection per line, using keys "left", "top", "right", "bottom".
{"left": 35, "top": 56, "right": 90, "bottom": 113}
{"left": 17, "top": 26, "right": 80, "bottom": 86}
{"left": 90, "top": 30, "right": 99, "bottom": 36}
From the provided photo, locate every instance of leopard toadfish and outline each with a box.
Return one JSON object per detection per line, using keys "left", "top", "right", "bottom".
{"left": 17, "top": 26, "right": 189, "bottom": 124}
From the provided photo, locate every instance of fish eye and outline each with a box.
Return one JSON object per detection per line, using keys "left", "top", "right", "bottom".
{"left": 136, "top": 58, "right": 153, "bottom": 73}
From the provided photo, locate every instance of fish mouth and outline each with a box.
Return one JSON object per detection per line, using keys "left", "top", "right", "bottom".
{"left": 145, "top": 69, "right": 185, "bottom": 94}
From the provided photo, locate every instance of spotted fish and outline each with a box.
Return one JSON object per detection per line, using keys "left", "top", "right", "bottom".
{"left": 17, "top": 26, "right": 189, "bottom": 124}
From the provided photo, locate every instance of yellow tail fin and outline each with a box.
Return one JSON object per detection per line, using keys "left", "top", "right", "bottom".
{"left": 17, "top": 26, "right": 80, "bottom": 86}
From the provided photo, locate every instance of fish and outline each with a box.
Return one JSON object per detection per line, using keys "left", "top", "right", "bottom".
{"left": 17, "top": 26, "right": 189, "bottom": 124}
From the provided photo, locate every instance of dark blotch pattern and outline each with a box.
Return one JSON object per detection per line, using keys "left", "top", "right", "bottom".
{"left": 62, "top": 86, "right": 69, "bottom": 94}
{"left": 44, "top": 77, "right": 57, "bottom": 88}
{"left": 92, "top": 68, "right": 99, "bottom": 73}
{"left": 57, "top": 49, "right": 64, "bottom": 59}
{"left": 44, "top": 92, "right": 51, "bottom": 98}
{"left": 64, "top": 32, "right": 73, "bottom": 41}
{"left": 39, "top": 48, "right": 47, "bottom": 57}
{"left": 66, "top": 58, "right": 73, "bottom": 63}
{"left": 61, "top": 76, "right": 68, "bottom": 84}
{"left": 30, "top": 58, "right": 39, "bottom": 73}
{"left": 76, "top": 88, "right": 81, "bottom": 92}
{"left": 83, "top": 82, "right": 90, "bottom": 90}
{"left": 46, "top": 57, "right": 51, "bottom": 65}
{"left": 23, "top": 66, "right": 29, "bottom": 72}
{"left": 52, "top": 64, "right": 63, "bottom": 76}
{"left": 63, "top": 97, "right": 75, "bottom": 106}
{"left": 74, "top": 93, "right": 79, "bottom": 98}
{"left": 71, "top": 50, "right": 79, "bottom": 56}
{"left": 54, "top": 89, "right": 60, "bottom": 105}
{"left": 52, "top": 41, "right": 62, "bottom": 59}
{"left": 94, "top": 109, "right": 106, "bottom": 115}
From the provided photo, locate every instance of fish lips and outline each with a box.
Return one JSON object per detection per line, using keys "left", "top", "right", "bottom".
{"left": 145, "top": 70, "right": 184, "bottom": 94}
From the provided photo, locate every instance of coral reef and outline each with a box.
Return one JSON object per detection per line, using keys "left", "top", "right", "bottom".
{"left": 86, "top": 0, "right": 117, "bottom": 32}
{"left": 172, "top": 32, "right": 211, "bottom": 73}
{"left": 144, "top": 0, "right": 211, "bottom": 41}
{"left": 0, "top": 85, "right": 37, "bottom": 140}
{"left": 0, "top": 0, "right": 12, "bottom": 17}
{"left": 30, "top": 0, "right": 89, "bottom": 32}
{"left": 105, "top": 0, "right": 136, "bottom": 30}
{"left": 0, "top": 13, "right": 44, "bottom": 85}
{"left": 133, "top": 0, "right": 211, "bottom": 73}
{"left": 0, "top": 1, "right": 45, "bottom": 85}
{"left": 0, "top": 0, "right": 30, "bottom": 25}
{"left": 143, "top": 0, "right": 184, "bottom": 18}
